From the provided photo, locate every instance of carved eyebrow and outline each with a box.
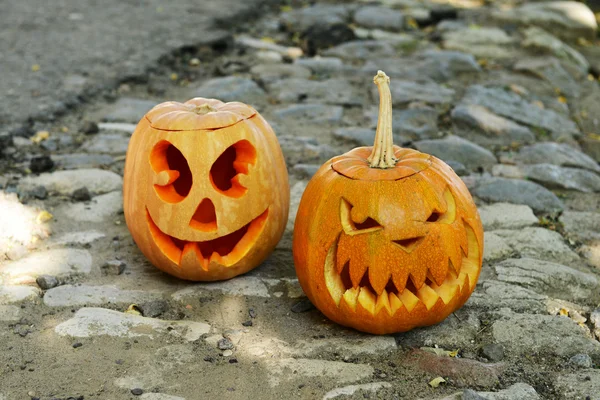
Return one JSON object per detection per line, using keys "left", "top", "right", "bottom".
{"left": 426, "top": 189, "right": 456, "bottom": 224}
{"left": 340, "top": 198, "right": 383, "bottom": 235}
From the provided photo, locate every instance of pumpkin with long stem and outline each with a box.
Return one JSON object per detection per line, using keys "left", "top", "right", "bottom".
{"left": 293, "top": 71, "right": 483, "bottom": 334}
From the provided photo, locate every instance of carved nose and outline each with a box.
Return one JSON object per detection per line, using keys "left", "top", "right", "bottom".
{"left": 189, "top": 198, "right": 217, "bottom": 231}
{"left": 392, "top": 236, "right": 424, "bottom": 253}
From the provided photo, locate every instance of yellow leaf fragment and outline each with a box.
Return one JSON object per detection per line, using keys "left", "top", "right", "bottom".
{"left": 429, "top": 377, "right": 446, "bottom": 388}
{"left": 170, "top": 73, "right": 178, "bottom": 81}
{"left": 125, "top": 304, "right": 142, "bottom": 315}
{"left": 31, "top": 64, "right": 40, "bottom": 72}
{"left": 36, "top": 211, "right": 53, "bottom": 224}
{"left": 31, "top": 131, "right": 49, "bottom": 144}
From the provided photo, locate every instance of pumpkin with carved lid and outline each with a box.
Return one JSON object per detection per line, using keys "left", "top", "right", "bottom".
{"left": 292, "top": 71, "right": 483, "bottom": 334}
{"left": 123, "top": 98, "right": 289, "bottom": 281}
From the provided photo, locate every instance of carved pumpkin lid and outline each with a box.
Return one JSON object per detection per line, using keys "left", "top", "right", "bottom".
{"left": 145, "top": 98, "right": 257, "bottom": 131}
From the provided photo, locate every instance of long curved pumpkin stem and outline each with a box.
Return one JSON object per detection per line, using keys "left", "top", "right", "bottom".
{"left": 368, "top": 70, "right": 397, "bottom": 169}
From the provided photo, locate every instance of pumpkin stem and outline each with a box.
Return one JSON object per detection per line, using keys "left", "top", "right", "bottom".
{"left": 191, "top": 104, "right": 217, "bottom": 115}
{"left": 368, "top": 70, "right": 397, "bottom": 169}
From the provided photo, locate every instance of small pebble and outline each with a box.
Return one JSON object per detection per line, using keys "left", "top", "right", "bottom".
{"left": 569, "top": 353, "right": 593, "bottom": 368}
{"left": 36, "top": 275, "right": 59, "bottom": 290}
{"left": 222, "top": 350, "right": 233, "bottom": 357}
{"left": 204, "top": 356, "right": 214, "bottom": 362}
{"left": 81, "top": 121, "right": 99, "bottom": 134}
{"left": 29, "top": 185, "right": 48, "bottom": 200}
{"left": 291, "top": 299, "right": 315, "bottom": 313}
{"left": 29, "top": 155, "right": 54, "bottom": 173}
{"left": 102, "top": 260, "right": 126, "bottom": 275}
{"left": 229, "top": 358, "right": 238, "bottom": 364}
{"left": 479, "top": 343, "right": 504, "bottom": 362}
{"left": 242, "top": 320, "right": 253, "bottom": 327}
{"left": 131, "top": 388, "right": 144, "bottom": 395}
{"left": 249, "top": 308, "right": 257, "bottom": 319}
{"left": 218, "top": 338, "right": 234, "bottom": 350}
{"left": 72, "top": 187, "right": 91, "bottom": 202}
{"left": 72, "top": 342, "right": 83, "bottom": 349}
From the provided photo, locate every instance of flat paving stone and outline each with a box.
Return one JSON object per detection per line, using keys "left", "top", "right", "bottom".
{"left": 102, "top": 98, "right": 157, "bottom": 123}
{"left": 57, "top": 191, "right": 122, "bottom": 223}
{"left": 469, "top": 280, "right": 548, "bottom": 313}
{"left": 55, "top": 307, "right": 211, "bottom": 341}
{"left": 44, "top": 284, "right": 162, "bottom": 307}
{"left": 0, "top": 305, "right": 21, "bottom": 322}
{"left": 494, "top": 228, "right": 581, "bottom": 266}
{"left": 272, "top": 104, "right": 343, "bottom": 124}
{"left": 172, "top": 276, "right": 271, "bottom": 300}
{"left": 478, "top": 203, "right": 538, "bottom": 231}
{"left": 323, "top": 382, "right": 392, "bottom": 400}
{"left": 0, "top": 285, "right": 40, "bottom": 304}
{"left": 472, "top": 177, "right": 564, "bottom": 213}
{"left": 18, "top": 168, "right": 122, "bottom": 196}
{"left": 266, "top": 358, "right": 374, "bottom": 387}
{"left": 1, "top": 249, "right": 92, "bottom": 283}
{"left": 193, "top": 76, "right": 266, "bottom": 104}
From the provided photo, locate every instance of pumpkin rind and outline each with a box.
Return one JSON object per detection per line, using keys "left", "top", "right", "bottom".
{"left": 123, "top": 97, "right": 289, "bottom": 281}
{"left": 292, "top": 72, "right": 483, "bottom": 334}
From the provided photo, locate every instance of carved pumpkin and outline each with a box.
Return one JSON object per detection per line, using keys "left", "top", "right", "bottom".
{"left": 123, "top": 98, "right": 289, "bottom": 281}
{"left": 293, "top": 71, "right": 483, "bottom": 334}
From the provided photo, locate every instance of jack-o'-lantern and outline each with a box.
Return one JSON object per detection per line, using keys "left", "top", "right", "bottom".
{"left": 123, "top": 98, "right": 289, "bottom": 281}
{"left": 293, "top": 71, "right": 483, "bottom": 334}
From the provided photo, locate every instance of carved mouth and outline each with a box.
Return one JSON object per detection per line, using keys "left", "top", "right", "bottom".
{"left": 146, "top": 208, "right": 269, "bottom": 270}
{"left": 324, "top": 224, "right": 480, "bottom": 316}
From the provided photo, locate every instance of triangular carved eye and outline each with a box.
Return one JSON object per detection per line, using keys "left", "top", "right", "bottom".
{"left": 210, "top": 140, "right": 256, "bottom": 198}
{"left": 340, "top": 198, "right": 383, "bottom": 235}
{"left": 426, "top": 188, "right": 456, "bottom": 225}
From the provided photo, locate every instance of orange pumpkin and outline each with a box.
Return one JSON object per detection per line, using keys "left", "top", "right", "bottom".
{"left": 123, "top": 98, "right": 289, "bottom": 281}
{"left": 293, "top": 71, "right": 483, "bottom": 334}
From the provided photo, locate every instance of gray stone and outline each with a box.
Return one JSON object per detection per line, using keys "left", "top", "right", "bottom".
{"left": 480, "top": 343, "right": 504, "bottom": 362}
{"left": 523, "top": 164, "right": 600, "bottom": 193}
{"left": 57, "top": 191, "right": 123, "bottom": 223}
{"left": 0, "top": 285, "right": 40, "bottom": 304}
{"left": 294, "top": 57, "right": 348, "bottom": 74}
{"left": 468, "top": 280, "right": 547, "bottom": 313}
{"left": 443, "top": 27, "right": 514, "bottom": 59}
{"left": 140, "top": 394, "right": 185, "bottom": 400}
{"left": 323, "top": 382, "right": 392, "bottom": 400}
{"left": 522, "top": 27, "right": 589, "bottom": 73}
{"left": 472, "top": 177, "right": 564, "bottom": 213}
{"left": 1, "top": 249, "right": 92, "bottom": 282}
{"left": 460, "top": 85, "right": 580, "bottom": 139}
{"left": 292, "top": 164, "right": 319, "bottom": 179}
{"left": 514, "top": 57, "right": 581, "bottom": 98}
{"left": 102, "top": 98, "right": 156, "bottom": 123}
{"left": 569, "top": 353, "right": 593, "bottom": 368}
{"left": 287, "top": 181, "right": 307, "bottom": 234}
{"left": 560, "top": 211, "right": 600, "bottom": 242}
{"left": 592, "top": 309, "right": 600, "bottom": 338}
{"left": 493, "top": 257, "right": 597, "bottom": 302}
{"left": 478, "top": 203, "right": 538, "bottom": 231}
{"left": 363, "top": 51, "right": 481, "bottom": 83}
{"left": 71, "top": 187, "right": 91, "bottom": 202}
{"left": 354, "top": 6, "right": 404, "bottom": 31}
{"left": 18, "top": 168, "right": 122, "bottom": 196}
{"left": 55, "top": 307, "right": 210, "bottom": 341}
{"left": 471, "top": 383, "right": 540, "bottom": 400}
{"left": 193, "top": 76, "right": 266, "bottom": 104}
{"left": 272, "top": 104, "right": 343, "bottom": 124}
{"left": 280, "top": 4, "right": 352, "bottom": 32}
{"left": 139, "top": 300, "right": 168, "bottom": 318}
{"left": 493, "top": 1, "right": 598, "bottom": 41}
{"left": 380, "top": 80, "right": 455, "bottom": 106}
{"left": 333, "top": 128, "right": 376, "bottom": 146}
{"left": 265, "top": 358, "right": 373, "bottom": 388}
{"left": 50, "top": 231, "right": 106, "bottom": 246}
{"left": 250, "top": 64, "right": 311, "bottom": 82}
{"left": 51, "top": 153, "right": 114, "bottom": 170}
{"left": 516, "top": 142, "right": 600, "bottom": 173}
{"left": 556, "top": 370, "right": 600, "bottom": 400}
{"left": 402, "top": 311, "right": 480, "bottom": 349}
{"left": 172, "top": 276, "right": 271, "bottom": 300}
{"left": 364, "top": 106, "right": 439, "bottom": 140}
{"left": 451, "top": 104, "right": 535, "bottom": 147}
{"left": 483, "top": 232, "right": 513, "bottom": 262}
{"left": 493, "top": 312, "right": 600, "bottom": 358}
{"left": 102, "top": 260, "right": 126, "bottom": 275}
{"left": 43, "top": 285, "right": 162, "bottom": 307}
{"left": 278, "top": 136, "right": 337, "bottom": 166}
{"left": 267, "top": 78, "right": 364, "bottom": 106}
{"left": 98, "top": 122, "right": 137, "bottom": 133}
{"left": 496, "top": 227, "right": 581, "bottom": 266}
{"left": 414, "top": 136, "right": 497, "bottom": 171}
{"left": 0, "top": 305, "right": 21, "bottom": 322}
{"left": 36, "top": 275, "right": 59, "bottom": 290}
{"left": 323, "top": 40, "right": 396, "bottom": 60}
{"left": 80, "top": 133, "right": 130, "bottom": 154}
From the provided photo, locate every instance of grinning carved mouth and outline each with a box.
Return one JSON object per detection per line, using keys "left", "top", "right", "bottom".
{"left": 324, "top": 224, "right": 480, "bottom": 316}
{"left": 146, "top": 208, "right": 269, "bottom": 270}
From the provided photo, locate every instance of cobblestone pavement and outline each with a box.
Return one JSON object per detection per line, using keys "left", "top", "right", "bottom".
{"left": 2, "top": 0, "right": 600, "bottom": 399}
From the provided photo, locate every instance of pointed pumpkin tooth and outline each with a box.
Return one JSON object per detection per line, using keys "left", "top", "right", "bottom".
{"left": 342, "top": 287, "right": 360, "bottom": 311}
{"left": 324, "top": 242, "right": 344, "bottom": 306}
{"left": 181, "top": 242, "right": 208, "bottom": 271}
{"left": 416, "top": 284, "right": 440, "bottom": 310}
{"left": 357, "top": 287, "right": 376, "bottom": 315}
{"left": 431, "top": 282, "right": 459, "bottom": 305}
{"left": 369, "top": 269, "right": 391, "bottom": 296}
{"left": 399, "top": 288, "right": 419, "bottom": 313}
{"left": 389, "top": 292, "right": 402, "bottom": 315}
{"left": 375, "top": 288, "right": 392, "bottom": 316}
{"left": 154, "top": 169, "right": 180, "bottom": 186}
